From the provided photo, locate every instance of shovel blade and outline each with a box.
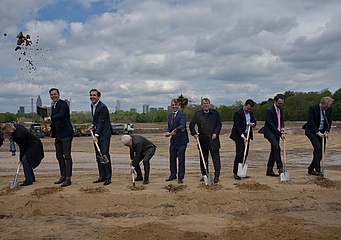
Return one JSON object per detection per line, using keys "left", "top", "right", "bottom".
{"left": 280, "top": 171, "right": 290, "bottom": 181}
{"left": 237, "top": 163, "right": 248, "bottom": 178}
{"left": 9, "top": 181, "right": 19, "bottom": 189}
{"left": 96, "top": 155, "right": 110, "bottom": 164}
{"left": 204, "top": 174, "right": 214, "bottom": 186}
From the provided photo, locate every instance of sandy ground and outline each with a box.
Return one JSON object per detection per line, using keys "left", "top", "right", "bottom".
{"left": 0, "top": 122, "right": 341, "bottom": 240}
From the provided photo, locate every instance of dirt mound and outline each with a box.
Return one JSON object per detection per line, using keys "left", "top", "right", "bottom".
{"left": 163, "top": 184, "right": 187, "bottom": 193}
{"left": 31, "top": 186, "right": 62, "bottom": 197}
{"left": 0, "top": 187, "right": 19, "bottom": 196}
{"left": 313, "top": 178, "right": 341, "bottom": 188}
{"left": 198, "top": 183, "right": 223, "bottom": 191}
{"left": 234, "top": 180, "right": 271, "bottom": 191}
{"left": 128, "top": 185, "right": 146, "bottom": 191}
{"left": 79, "top": 186, "right": 109, "bottom": 194}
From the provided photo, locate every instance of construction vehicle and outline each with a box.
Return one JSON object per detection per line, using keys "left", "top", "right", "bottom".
{"left": 111, "top": 123, "right": 134, "bottom": 135}
{"left": 30, "top": 124, "right": 44, "bottom": 138}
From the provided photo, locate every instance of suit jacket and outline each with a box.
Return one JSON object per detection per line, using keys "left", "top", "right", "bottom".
{"left": 230, "top": 107, "right": 257, "bottom": 142}
{"left": 168, "top": 110, "right": 189, "bottom": 146}
{"left": 0, "top": 130, "right": 3, "bottom": 147}
{"left": 13, "top": 124, "right": 44, "bottom": 169}
{"left": 263, "top": 105, "right": 285, "bottom": 139}
{"left": 50, "top": 99, "right": 74, "bottom": 139}
{"left": 129, "top": 135, "right": 156, "bottom": 167}
{"left": 189, "top": 109, "right": 222, "bottom": 150}
{"left": 91, "top": 101, "right": 113, "bottom": 140}
{"left": 305, "top": 103, "right": 332, "bottom": 138}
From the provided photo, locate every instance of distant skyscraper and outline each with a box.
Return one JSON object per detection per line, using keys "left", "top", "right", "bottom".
{"left": 19, "top": 106, "right": 25, "bottom": 114}
{"left": 116, "top": 100, "right": 121, "bottom": 112}
{"left": 31, "top": 98, "right": 34, "bottom": 113}
{"left": 143, "top": 104, "right": 149, "bottom": 113}
{"left": 36, "top": 95, "right": 42, "bottom": 107}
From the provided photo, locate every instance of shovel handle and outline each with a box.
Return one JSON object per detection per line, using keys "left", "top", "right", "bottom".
{"left": 196, "top": 136, "right": 208, "bottom": 173}
{"left": 321, "top": 136, "right": 325, "bottom": 171}
{"left": 90, "top": 129, "right": 103, "bottom": 156}
{"left": 242, "top": 125, "right": 251, "bottom": 165}
{"left": 282, "top": 137, "right": 287, "bottom": 164}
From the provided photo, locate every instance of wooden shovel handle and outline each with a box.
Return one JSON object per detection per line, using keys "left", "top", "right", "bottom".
{"left": 90, "top": 129, "right": 102, "bottom": 155}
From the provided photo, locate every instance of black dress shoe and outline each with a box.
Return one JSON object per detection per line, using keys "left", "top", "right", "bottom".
{"left": 93, "top": 177, "right": 105, "bottom": 183}
{"left": 54, "top": 177, "right": 66, "bottom": 184}
{"left": 308, "top": 169, "right": 316, "bottom": 175}
{"left": 308, "top": 170, "right": 323, "bottom": 176}
{"left": 61, "top": 178, "right": 71, "bottom": 187}
{"left": 214, "top": 177, "right": 219, "bottom": 183}
{"left": 32, "top": 176, "right": 36, "bottom": 182}
{"left": 266, "top": 171, "right": 279, "bottom": 177}
{"left": 278, "top": 168, "right": 283, "bottom": 174}
{"left": 103, "top": 179, "right": 111, "bottom": 185}
{"left": 165, "top": 176, "right": 177, "bottom": 181}
{"left": 234, "top": 174, "right": 241, "bottom": 180}
{"left": 178, "top": 179, "right": 183, "bottom": 184}
{"left": 134, "top": 176, "right": 143, "bottom": 181}
{"left": 20, "top": 181, "right": 33, "bottom": 186}
{"left": 143, "top": 179, "right": 149, "bottom": 185}
{"left": 200, "top": 177, "right": 204, "bottom": 182}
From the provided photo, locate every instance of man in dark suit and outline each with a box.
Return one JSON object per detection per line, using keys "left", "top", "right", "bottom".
{"left": 189, "top": 98, "right": 222, "bottom": 183}
{"left": 263, "top": 94, "right": 286, "bottom": 177}
{"left": 45, "top": 88, "right": 74, "bottom": 187}
{"left": 121, "top": 134, "right": 156, "bottom": 185}
{"left": 90, "top": 89, "right": 113, "bottom": 186}
{"left": 305, "top": 96, "right": 333, "bottom": 176}
{"left": 230, "top": 99, "right": 257, "bottom": 180}
{"left": 164, "top": 99, "right": 189, "bottom": 184}
{"left": 1, "top": 123, "right": 44, "bottom": 186}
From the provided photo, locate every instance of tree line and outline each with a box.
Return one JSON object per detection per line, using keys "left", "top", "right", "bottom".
{"left": 1, "top": 88, "right": 340, "bottom": 124}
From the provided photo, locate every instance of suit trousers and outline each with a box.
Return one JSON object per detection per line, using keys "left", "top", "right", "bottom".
{"left": 134, "top": 147, "right": 156, "bottom": 180}
{"left": 308, "top": 135, "right": 326, "bottom": 172}
{"left": 266, "top": 135, "right": 283, "bottom": 172}
{"left": 169, "top": 144, "right": 187, "bottom": 179}
{"left": 55, "top": 136, "right": 73, "bottom": 177}
{"left": 233, "top": 139, "right": 250, "bottom": 174}
{"left": 199, "top": 147, "right": 221, "bottom": 179}
{"left": 22, "top": 154, "right": 35, "bottom": 182}
{"left": 95, "top": 138, "right": 112, "bottom": 179}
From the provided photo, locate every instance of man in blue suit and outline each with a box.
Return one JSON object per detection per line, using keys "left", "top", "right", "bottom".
{"left": 305, "top": 96, "right": 333, "bottom": 176}
{"left": 164, "top": 99, "right": 189, "bottom": 184}
{"left": 45, "top": 88, "right": 74, "bottom": 187}
{"left": 230, "top": 99, "right": 257, "bottom": 180}
{"left": 90, "top": 89, "right": 113, "bottom": 185}
{"left": 263, "top": 94, "right": 286, "bottom": 177}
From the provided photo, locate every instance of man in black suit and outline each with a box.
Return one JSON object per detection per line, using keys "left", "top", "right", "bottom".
{"left": 164, "top": 99, "right": 189, "bottom": 184}
{"left": 90, "top": 89, "right": 113, "bottom": 186}
{"left": 121, "top": 134, "right": 156, "bottom": 185}
{"left": 45, "top": 88, "right": 74, "bottom": 187}
{"left": 230, "top": 99, "right": 257, "bottom": 180}
{"left": 1, "top": 123, "right": 44, "bottom": 186}
{"left": 189, "top": 98, "right": 222, "bottom": 183}
{"left": 305, "top": 96, "right": 333, "bottom": 176}
{"left": 263, "top": 94, "right": 286, "bottom": 177}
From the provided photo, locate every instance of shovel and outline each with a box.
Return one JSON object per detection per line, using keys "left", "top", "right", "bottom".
{"left": 196, "top": 137, "right": 214, "bottom": 186}
{"left": 90, "top": 130, "right": 109, "bottom": 164}
{"left": 237, "top": 125, "right": 251, "bottom": 178}
{"left": 9, "top": 161, "right": 22, "bottom": 189}
{"left": 321, "top": 136, "right": 326, "bottom": 178}
{"left": 131, "top": 171, "right": 136, "bottom": 187}
{"left": 280, "top": 137, "right": 290, "bottom": 181}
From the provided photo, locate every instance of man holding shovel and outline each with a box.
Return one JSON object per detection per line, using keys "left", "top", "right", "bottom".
{"left": 305, "top": 97, "right": 333, "bottom": 176}
{"left": 189, "top": 98, "right": 222, "bottom": 183}
{"left": 1, "top": 123, "right": 44, "bottom": 186}
{"left": 90, "top": 89, "right": 113, "bottom": 186}
{"left": 44, "top": 88, "right": 74, "bottom": 187}
{"left": 230, "top": 99, "right": 256, "bottom": 180}
{"left": 264, "top": 94, "right": 286, "bottom": 177}
{"left": 121, "top": 134, "right": 156, "bottom": 185}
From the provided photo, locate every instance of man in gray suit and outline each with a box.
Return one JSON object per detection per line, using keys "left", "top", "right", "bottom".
{"left": 121, "top": 134, "right": 156, "bottom": 185}
{"left": 90, "top": 89, "right": 113, "bottom": 185}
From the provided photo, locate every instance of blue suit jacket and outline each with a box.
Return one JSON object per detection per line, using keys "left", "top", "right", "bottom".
{"left": 264, "top": 105, "right": 284, "bottom": 140}
{"left": 305, "top": 103, "right": 332, "bottom": 138}
{"left": 230, "top": 107, "right": 257, "bottom": 142}
{"left": 168, "top": 110, "right": 189, "bottom": 146}
{"left": 50, "top": 99, "right": 74, "bottom": 139}
{"left": 91, "top": 101, "right": 113, "bottom": 140}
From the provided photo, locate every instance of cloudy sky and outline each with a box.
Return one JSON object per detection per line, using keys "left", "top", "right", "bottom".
{"left": 1, "top": 0, "right": 340, "bottom": 113}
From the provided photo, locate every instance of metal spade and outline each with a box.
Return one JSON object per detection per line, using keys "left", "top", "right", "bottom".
{"left": 9, "top": 161, "right": 21, "bottom": 189}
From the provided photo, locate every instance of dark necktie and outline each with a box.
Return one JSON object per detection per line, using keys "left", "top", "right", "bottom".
{"left": 322, "top": 110, "right": 329, "bottom": 129}
{"left": 171, "top": 113, "right": 175, "bottom": 124}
